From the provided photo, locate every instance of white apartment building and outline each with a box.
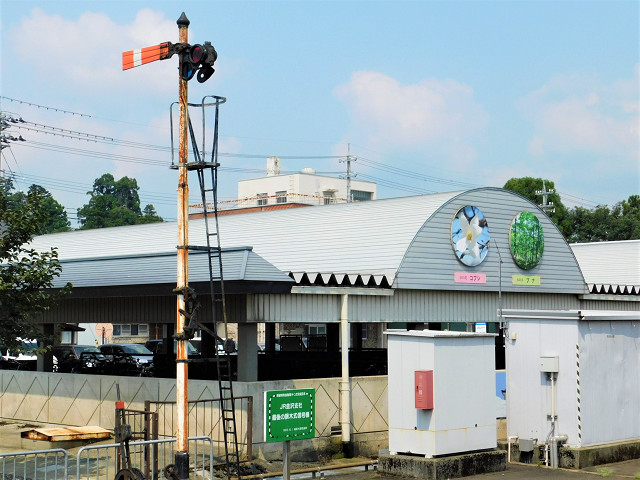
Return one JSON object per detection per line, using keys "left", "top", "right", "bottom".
{"left": 236, "top": 156, "right": 377, "bottom": 208}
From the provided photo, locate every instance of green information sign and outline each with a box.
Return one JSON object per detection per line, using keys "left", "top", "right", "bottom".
{"left": 512, "top": 274, "right": 541, "bottom": 286}
{"left": 264, "top": 388, "right": 315, "bottom": 443}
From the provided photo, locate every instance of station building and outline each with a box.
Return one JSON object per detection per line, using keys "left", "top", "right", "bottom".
{"left": 26, "top": 187, "right": 639, "bottom": 451}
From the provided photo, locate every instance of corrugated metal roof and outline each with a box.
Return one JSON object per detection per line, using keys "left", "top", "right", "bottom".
{"left": 31, "top": 191, "right": 461, "bottom": 286}
{"left": 29, "top": 191, "right": 637, "bottom": 293}
{"left": 52, "top": 247, "right": 293, "bottom": 289}
{"left": 570, "top": 240, "right": 640, "bottom": 290}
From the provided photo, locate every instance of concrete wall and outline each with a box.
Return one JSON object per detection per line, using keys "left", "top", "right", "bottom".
{"left": 0, "top": 371, "right": 388, "bottom": 460}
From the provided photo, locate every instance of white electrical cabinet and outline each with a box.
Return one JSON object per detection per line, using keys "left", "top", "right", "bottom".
{"left": 385, "top": 330, "right": 497, "bottom": 458}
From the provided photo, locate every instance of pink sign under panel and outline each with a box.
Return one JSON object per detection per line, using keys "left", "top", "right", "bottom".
{"left": 455, "top": 272, "right": 487, "bottom": 284}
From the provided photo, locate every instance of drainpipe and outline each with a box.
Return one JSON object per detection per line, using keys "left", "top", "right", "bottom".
{"left": 339, "top": 293, "right": 353, "bottom": 457}
{"left": 551, "top": 434, "right": 568, "bottom": 469}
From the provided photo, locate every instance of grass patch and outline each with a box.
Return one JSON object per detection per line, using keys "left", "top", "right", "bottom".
{"left": 633, "top": 473, "right": 640, "bottom": 479}
{"left": 596, "top": 467, "right": 613, "bottom": 477}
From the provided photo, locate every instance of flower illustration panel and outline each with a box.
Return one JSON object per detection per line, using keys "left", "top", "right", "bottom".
{"left": 451, "top": 205, "right": 490, "bottom": 267}
{"left": 510, "top": 211, "right": 544, "bottom": 270}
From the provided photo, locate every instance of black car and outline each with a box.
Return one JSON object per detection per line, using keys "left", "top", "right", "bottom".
{"left": 144, "top": 339, "right": 200, "bottom": 355}
{"left": 53, "top": 345, "right": 106, "bottom": 374}
{"left": 99, "top": 343, "right": 154, "bottom": 376}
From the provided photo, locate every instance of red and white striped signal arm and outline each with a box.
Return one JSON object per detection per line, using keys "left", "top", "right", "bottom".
{"left": 122, "top": 42, "right": 173, "bottom": 70}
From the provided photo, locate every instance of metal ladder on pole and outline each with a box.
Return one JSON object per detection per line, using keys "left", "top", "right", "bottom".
{"left": 172, "top": 95, "right": 240, "bottom": 479}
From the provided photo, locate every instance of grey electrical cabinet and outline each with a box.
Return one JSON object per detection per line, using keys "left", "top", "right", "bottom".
{"left": 385, "top": 329, "right": 497, "bottom": 457}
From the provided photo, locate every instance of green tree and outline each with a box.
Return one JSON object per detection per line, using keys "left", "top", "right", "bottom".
{"left": 0, "top": 178, "right": 72, "bottom": 353}
{"left": 139, "top": 204, "right": 164, "bottom": 224}
{"left": 565, "top": 195, "right": 640, "bottom": 243}
{"left": 1, "top": 181, "right": 70, "bottom": 234}
{"left": 503, "top": 177, "right": 570, "bottom": 236}
{"left": 77, "top": 173, "right": 163, "bottom": 229}
{"left": 27, "top": 185, "right": 71, "bottom": 234}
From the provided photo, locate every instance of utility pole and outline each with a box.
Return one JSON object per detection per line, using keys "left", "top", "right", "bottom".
{"left": 0, "top": 112, "right": 27, "bottom": 177}
{"left": 340, "top": 144, "right": 356, "bottom": 203}
{"left": 536, "top": 180, "right": 556, "bottom": 215}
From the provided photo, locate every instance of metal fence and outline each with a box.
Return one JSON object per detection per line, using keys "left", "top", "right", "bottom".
{"left": 77, "top": 436, "right": 213, "bottom": 480}
{"left": 0, "top": 448, "right": 69, "bottom": 480}
{"left": 0, "top": 437, "right": 213, "bottom": 480}
{"left": 145, "top": 396, "right": 253, "bottom": 460}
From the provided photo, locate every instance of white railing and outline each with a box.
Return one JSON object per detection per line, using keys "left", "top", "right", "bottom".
{"left": 190, "top": 192, "right": 349, "bottom": 214}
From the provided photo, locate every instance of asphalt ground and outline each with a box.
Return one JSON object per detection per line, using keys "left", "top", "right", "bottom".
{"left": 307, "top": 461, "right": 639, "bottom": 480}
{"left": 2, "top": 419, "right": 640, "bottom": 480}
{"left": 263, "top": 458, "right": 640, "bottom": 480}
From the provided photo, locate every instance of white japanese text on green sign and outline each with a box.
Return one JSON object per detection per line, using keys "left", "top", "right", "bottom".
{"left": 264, "top": 389, "right": 315, "bottom": 443}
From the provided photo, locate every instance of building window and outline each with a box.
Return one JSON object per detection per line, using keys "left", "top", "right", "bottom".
{"left": 113, "top": 324, "right": 149, "bottom": 337}
{"left": 308, "top": 325, "right": 326, "bottom": 336}
{"left": 60, "top": 331, "right": 73, "bottom": 345}
{"left": 323, "top": 191, "right": 336, "bottom": 205}
{"left": 276, "top": 191, "right": 287, "bottom": 204}
{"left": 361, "top": 324, "right": 369, "bottom": 341}
{"left": 352, "top": 190, "right": 372, "bottom": 202}
{"left": 257, "top": 193, "right": 268, "bottom": 206}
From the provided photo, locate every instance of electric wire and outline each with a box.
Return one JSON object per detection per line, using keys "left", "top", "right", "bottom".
{"left": 1, "top": 96, "right": 91, "bottom": 117}
{"left": 4, "top": 99, "right": 618, "bottom": 211}
{"left": 357, "top": 155, "right": 479, "bottom": 189}
{"left": 356, "top": 173, "right": 435, "bottom": 195}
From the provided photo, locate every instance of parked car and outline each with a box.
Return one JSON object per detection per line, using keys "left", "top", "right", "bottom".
{"left": 1, "top": 338, "right": 38, "bottom": 361}
{"left": 99, "top": 343, "right": 154, "bottom": 376}
{"left": 181, "top": 337, "right": 236, "bottom": 355}
{"left": 1, "top": 338, "right": 38, "bottom": 370}
{"left": 52, "top": 345, "right": 106, "bottom": 374}
{"left": 144, "top": 339, "right": 200, "bottom": 355}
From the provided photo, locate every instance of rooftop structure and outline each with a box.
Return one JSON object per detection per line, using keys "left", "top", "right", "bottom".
{"left": 190, "top": 156, "right": 377, "bottom": 216}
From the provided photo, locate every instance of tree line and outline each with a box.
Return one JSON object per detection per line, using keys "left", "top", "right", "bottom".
{"left": 2, "top": 174, "right": 637, "bottom": 242}
{"left": 503, "top": 177, "right": 639, "bottom": 243}
{"left": 1, "top": 173, "right": 163, "bottom": 234}
{"left": 0, "top": 173, "right": 162, "bottom": 351}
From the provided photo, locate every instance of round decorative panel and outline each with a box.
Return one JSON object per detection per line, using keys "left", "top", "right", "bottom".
{"left": 510, "top": 211, "right": 544, "bottom": 270}
{"left": 451, "top": 206, "right": 490, "bottom": 266}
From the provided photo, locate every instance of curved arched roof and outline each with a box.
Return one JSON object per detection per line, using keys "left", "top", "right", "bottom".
{"left": 32, "top": 188, "right": 626, "bottom": 295}
{"left": 31, "top": 191, "right": 462, "bottom": 288}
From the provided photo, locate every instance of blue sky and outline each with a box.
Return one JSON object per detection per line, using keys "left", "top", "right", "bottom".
{"left": 1, "top": 1, "right": 638, "bottom": 224}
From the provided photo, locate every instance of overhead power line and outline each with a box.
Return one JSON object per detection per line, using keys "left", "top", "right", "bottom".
{"left": 357, "top": 173, "right": 434, "bottom": 195}
{"left": 357, "top": 155, "right": 479, "bottom": 189}
{"left": 1, "top": 96, "right": 92, "bottom": 117}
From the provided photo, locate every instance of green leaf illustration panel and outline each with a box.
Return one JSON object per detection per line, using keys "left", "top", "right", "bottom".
{"left": 510, "top": 211, "right": 544, "bottom": 270}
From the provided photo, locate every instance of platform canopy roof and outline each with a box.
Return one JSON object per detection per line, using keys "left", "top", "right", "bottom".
{"left": 570, "top": 240, "right": 640, "bottom": 294}
{"left": 30, "top": 191, "right": 461, "bottom": 290}
{"left": 28, "top": 189, "right": 638, "bottom": 294}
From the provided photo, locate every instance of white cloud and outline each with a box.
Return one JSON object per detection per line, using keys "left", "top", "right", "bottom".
{"left": 518, "top": 68, "right": 639, "bottom": 161}
{"left": 334, "top": 71, "right": 488, "bottom": 166}
{"left": 9, "top": 8, "right": 178, "bottom": 94}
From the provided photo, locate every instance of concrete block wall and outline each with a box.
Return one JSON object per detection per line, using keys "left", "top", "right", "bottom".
{"left": 0, "top": 370, "right": 388, "bottom": 460}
